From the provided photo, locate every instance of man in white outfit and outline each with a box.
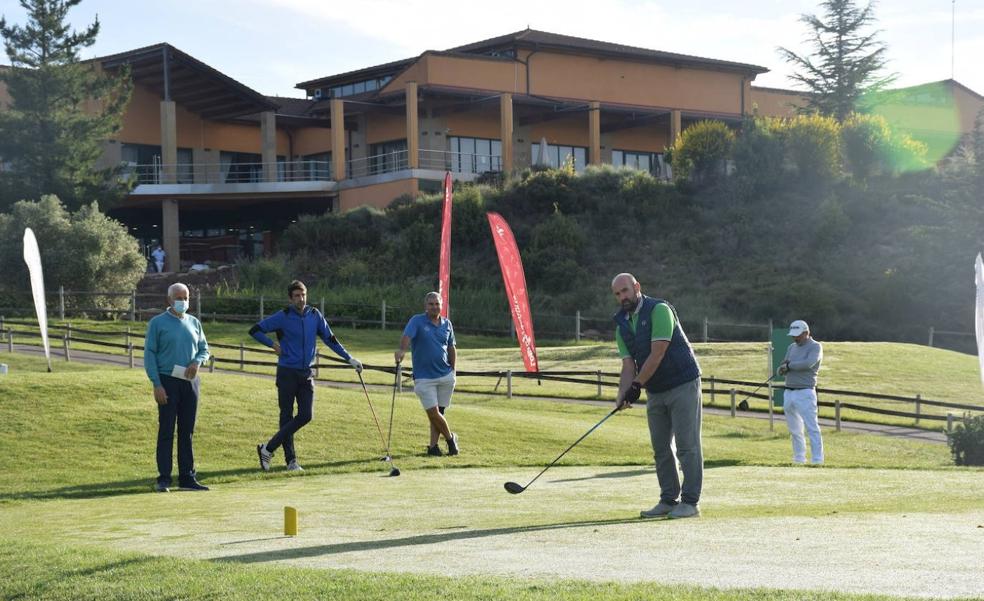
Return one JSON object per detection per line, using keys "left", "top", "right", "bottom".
{"left": 777, "top": 320, "right": 824, "bottom": 464}
{"left": 151, "top": 245, "right": 166, "bottom": 273}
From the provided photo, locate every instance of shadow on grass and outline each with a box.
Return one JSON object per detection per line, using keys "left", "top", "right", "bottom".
{"left": 0, "top": 458, "right": 370, "bottom": 502}
{"left": 548, "top": 460, "right": 742, "bottom": 484}
{"left": 216, "top": 516, "right": 656, "bottom": 564}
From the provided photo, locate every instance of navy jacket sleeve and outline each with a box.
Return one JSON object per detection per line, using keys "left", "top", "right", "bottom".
{"left": 316, "top": 310, "right": 351, "bottom": 361}
{"left": 249, "top": 311, "right": 282, "bottom": 348}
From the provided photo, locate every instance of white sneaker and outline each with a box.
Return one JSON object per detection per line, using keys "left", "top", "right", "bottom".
{"left": 286, "top": 460, "right": 303, "bottom": 472}
{"left": 257, "top": 444, "right": 272, "bottom": 471}
{"left": 640, "top": 502, "right": 675, "bottom": 518}
{"left": 668, "top": 502, "right": 700, "bottom": 519}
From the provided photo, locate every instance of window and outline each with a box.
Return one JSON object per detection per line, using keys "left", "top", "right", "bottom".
{"left": 326, "top": 76, "right": 395, "bottom": 98}
{"left": 219, "top": 151, "right": 262, "bottom": 183}
{"left": 301, "top": 152, "right": 332, "bottom": 180}
{"left": 449, "top": 136, "right": 502, "bottom": 173}
{"left": 369, "top": 140, "right": 408, "bottom": 175}
{"left": 612, "top": 149, "right": 663, "bottom": 177}
{"left": 121, "top": 143, "right": 193, "bottom": 183}
{"left": 531, "top": 143, "right": 588, "bottom": 172}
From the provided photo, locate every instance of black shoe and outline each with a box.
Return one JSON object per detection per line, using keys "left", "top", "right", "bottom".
{"left": 426, "top": 444, "right": 443, "bottom": 457}
{"left": 447, "top": 432, "right": 459, "bottom": 456}
{"left": 154, "top": 481, "right": 170, "bottom": 493}
{"left": 178, "top": 479, "right": 209, "bottom": 491}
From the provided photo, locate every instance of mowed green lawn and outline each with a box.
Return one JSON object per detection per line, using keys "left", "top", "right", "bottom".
{"left": 0, "top": 352, "right": 982, "bottom": 600}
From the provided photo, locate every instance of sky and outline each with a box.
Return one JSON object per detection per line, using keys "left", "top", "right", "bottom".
{"left": 0, "top": 0, "right": 981, "bottom": 98}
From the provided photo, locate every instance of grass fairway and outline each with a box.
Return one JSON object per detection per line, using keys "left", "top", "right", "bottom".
{"left": 0, "top": 352, "right": 982, "bottom": 600}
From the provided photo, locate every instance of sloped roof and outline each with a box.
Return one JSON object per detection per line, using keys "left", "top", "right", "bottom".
{"left": 99, "top": 43, "right": 279, "bottom": 119}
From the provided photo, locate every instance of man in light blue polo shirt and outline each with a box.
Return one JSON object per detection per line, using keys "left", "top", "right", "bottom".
{"left": 395, "top": 292, "right": 458, "bottom": 456}
{"left": 144, "top": 282, "right": 210, "bottom": 492}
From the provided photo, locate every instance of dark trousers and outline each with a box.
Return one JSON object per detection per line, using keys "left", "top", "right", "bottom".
{"left": 266, "top": 366, "right": 315, "bottom": 464}
{"left": 157, "top": 374, "right": 199, "bottom": 485}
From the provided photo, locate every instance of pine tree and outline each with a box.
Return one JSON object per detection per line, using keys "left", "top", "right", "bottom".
{"left": 778, "top": 0, "right": 894, "bottom": 122}
{"left": 0, "top": 0, "right": 131, "bottom": 211}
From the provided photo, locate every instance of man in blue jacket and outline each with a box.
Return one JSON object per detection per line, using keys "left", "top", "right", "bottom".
{"left": 612, "top": 273, "right": 703, "bottom": 519}
{"left": 144, "top": 282, "right": 211, "bottom": 492}
{"left": 250, "top": 280, "right": 362, "bottom": 471}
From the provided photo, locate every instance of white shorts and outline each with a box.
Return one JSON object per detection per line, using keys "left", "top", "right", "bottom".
{"left": 413, "top": 371, "right": 456, "bottom": 410}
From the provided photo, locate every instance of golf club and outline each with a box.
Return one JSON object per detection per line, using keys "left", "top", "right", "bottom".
{"left": 504, "top": 406, "right": 620, "bottom": 494}
{"left": 736, "top": 374, "right": 777, "bottom": 411}
{"left": 357, "top": 370, "right": 401, "bottom": 477}
{"left": 383, "top": 362, "right": 400, "bottom": 462}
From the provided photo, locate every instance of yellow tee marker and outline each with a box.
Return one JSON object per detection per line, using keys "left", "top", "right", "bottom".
{"left": 284, "top": 506, "right": 298, "bottom": 536}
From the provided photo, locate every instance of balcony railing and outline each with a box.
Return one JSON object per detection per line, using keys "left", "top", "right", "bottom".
{"left": 419, "top": 149, "right": 502, "bottom": 174}
{"left": 124, "top": 160, "right": 333, "bottom": 185}
{"left": 127, "top": 151, "right": 507, "bottom": 187}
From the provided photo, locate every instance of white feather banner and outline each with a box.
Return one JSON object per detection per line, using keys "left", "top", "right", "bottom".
{"left": 976, "top": 253, "right": 984, "bottom": 386}
{"left": 23, "top": 228, "right": 52, "bottom": 372}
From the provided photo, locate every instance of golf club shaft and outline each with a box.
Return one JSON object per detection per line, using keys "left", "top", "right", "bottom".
{"left": 357, "top": 371, "right": 389, "bottom": 452}
{"left": 738, "top": 374, "right": 776, "bottom": 405}
{"left": 385, "top": 363, "right": 399, "bottom": 455}
{"left": 521, "top": 407, "right": 619, "bottom": 490}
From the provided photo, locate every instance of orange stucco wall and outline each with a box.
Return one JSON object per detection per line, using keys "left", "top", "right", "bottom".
{"left": 417, "top": 53, "right": 523, "bottom": 94}
{"left": 386, "top": 50, "right": 750, "bottom": 116}
{"left": 953, "top": 85, "right": 984, "bottom": 133}
{"left": 118, "top": 83, "right": 293, "bottom": 154}
{"left": 749, "top": 87, "right": 808, "bottom": 118}
{"left": 367, "top": 113, "right": 407, "bottom": 144}
{"left": 608, "top": 123, "right": 669, "bottom": 153}
{"left": 293, "top": 127, "right": 333, "bottom": 155}
{"left": 444, "top": 110, "right": 502, "bottom": 140}
{"left": 339, "top": 178, "right": 417, "bottom": 211}
{"left": 527, "top": 115, "right": 591, "bottom": 146}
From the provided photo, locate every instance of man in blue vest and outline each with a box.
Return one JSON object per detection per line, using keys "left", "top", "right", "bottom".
{"left": 612, "top": 273, "right": 703, "bottom": 519}
{"left": 250, "top": 280, "right": 362, "bottom": 472}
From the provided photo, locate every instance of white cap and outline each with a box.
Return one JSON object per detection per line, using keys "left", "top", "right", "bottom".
{"left": 787, "top": 320, "right": 809, "bottom": 336}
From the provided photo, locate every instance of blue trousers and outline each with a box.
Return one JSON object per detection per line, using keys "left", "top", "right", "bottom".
{"left": 157, "top": 374, "right": 200, "bottom": 485}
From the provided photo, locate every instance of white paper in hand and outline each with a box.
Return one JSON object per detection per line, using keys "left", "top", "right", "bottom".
{"left": 171, "top": 365, "right": 192, "bottom": 381}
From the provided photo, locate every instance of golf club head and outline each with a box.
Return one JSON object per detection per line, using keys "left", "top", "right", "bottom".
{"left": 380, "top": 455, "right": 391, "bottom": 461}
{"left": 389, "top": 467, "right": 401, "bottom": 477}
{"left": 738, "top": 400, "right": 749, "bottom": 411}
{"left": 503, "top": 481, "right": 525, "bottom": 494}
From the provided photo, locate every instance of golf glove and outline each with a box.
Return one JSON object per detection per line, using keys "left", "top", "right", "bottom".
{"left": 348, "top": 357, "right": 363, "bottom": 373}
{"left": 623, "top": 381, "right": 642, "bottom": 404}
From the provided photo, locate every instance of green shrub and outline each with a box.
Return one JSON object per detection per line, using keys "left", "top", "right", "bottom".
{"left": 279, "top": 206, "right": 386, "bottom": 256}
{"left": 671, "top": 120, "right": 735, "bottom": 186}
{"left": 946, "top": 414, "right": 984, "bottom": 466}
{"left": 784, "top": 114, "right": 842, "bottom": 184}
{"left": 0, "top": 196, "right": 144, "bottom": 310}
{"left": 841, "top": 113, "right": 893, "bottom": 179}
{"left": 732, "top": 117, "right": 787, "bottom": 194}
{"left": 523, "top": 208, "right": 587, "bottom": 291}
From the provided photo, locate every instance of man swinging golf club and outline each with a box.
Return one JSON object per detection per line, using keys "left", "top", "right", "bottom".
{"left": 612, "top": 273, "right": 703, "bottom": 519}
{"left": 251, "top": 280, "right": 362, "bottom": 471}
{"left": 394, "top": 292, "right": 459, "bottom": 456}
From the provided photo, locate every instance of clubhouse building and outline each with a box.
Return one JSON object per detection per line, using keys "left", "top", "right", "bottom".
{"left": 1, "top": 29, "right": 981, "bottom": 270}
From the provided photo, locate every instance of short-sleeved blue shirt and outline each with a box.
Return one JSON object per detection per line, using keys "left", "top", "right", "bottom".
{"left": 403, "top": 313, "right": 455, "bottom": 380}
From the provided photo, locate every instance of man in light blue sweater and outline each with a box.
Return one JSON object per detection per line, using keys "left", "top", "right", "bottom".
{"left": 777, "top": 320, "right": 824, "bottom": 464}
{"left": 144, "top": 282, "right": 211, "bottom": 492}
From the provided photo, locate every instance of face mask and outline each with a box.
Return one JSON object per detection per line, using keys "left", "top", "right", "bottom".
{"left": 172, "top": 300, "right": 188, "bottom": 314}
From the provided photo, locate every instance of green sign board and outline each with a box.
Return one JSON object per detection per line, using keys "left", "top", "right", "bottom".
{"left": 771, "top": 324, "right": 790, "bottom": 408}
